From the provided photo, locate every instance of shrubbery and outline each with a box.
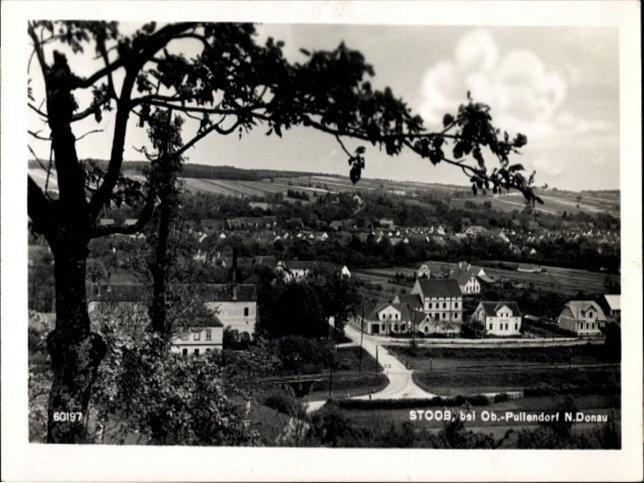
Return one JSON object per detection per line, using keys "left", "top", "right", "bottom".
{"left": 335, "top": 394, "right": 491, "bottom": 410}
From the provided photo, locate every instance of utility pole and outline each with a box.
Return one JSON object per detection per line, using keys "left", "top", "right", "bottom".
{"left": 375, "top": 344, "right": 379, "bottom": 376}
{"left": 358, "top": 297, "right": 365, "bottom": 372}
{"left": 328, "top": 352, "right": 334, "bottom": 399}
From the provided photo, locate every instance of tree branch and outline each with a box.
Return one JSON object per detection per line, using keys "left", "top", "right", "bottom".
{"left": 76, "top": 129, "right": 104, "bottom": 141}
{"left": 88, "top": 23, "right": 198, "bottom": 219}
{"left": 71, "top": 99, "right": 111, "bottom": 122}
{"left": 28, "top": 175, "right": 56, "bottom": 236}
{"left": 97, "top": 38, "right": 119, "bottom": 101}
{"left": 28, "top": 130, "right": 51, "bottom": 141}
{"left": 29, "top": 103, "right": 49, "bottom": 120}
{"left": 89, "top": 193, "right": 155, "bottom": 238}
{"left": 174, "top": 118, "right": 241, "bottom": 158}
{"left": 76, "top": 22, "right": 197, "bottom": 90}
{"left": 27, "top": 23, "right": 49, "bottom": 82}
{"left": 334, "top": 135, "right": 353, "bottom": 158}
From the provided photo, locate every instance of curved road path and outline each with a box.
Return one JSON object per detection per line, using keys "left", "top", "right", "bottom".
{"left": 306, "top": 323, "right": 435, "bottom": 412}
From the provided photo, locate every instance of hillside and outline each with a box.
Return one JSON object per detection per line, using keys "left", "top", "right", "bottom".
{"left": 28, "top": 161, "right": 620, "bottom": 218}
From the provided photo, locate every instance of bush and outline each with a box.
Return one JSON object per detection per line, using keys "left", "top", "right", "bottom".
{"left": 335, "top": 394, "right": 493, "bottom": 410}
{"left": 275, "top": 336, "right": 333, "bottom": 374}
{"left": 263, "top": 390, "right": 296, "bottom": 415}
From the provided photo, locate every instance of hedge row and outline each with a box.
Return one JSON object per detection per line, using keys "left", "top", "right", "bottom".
{"left": 335, "top": 394, "right": 493, "bottom": 410}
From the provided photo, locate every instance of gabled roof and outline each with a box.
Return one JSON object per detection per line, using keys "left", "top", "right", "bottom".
{"left": 364, "top": 301, "right": 414, "bottom": 322}
{"left": 415, "top": 278, "right": 462, "bottom": 298}
{"left": 87, "top": 283, "right": 150, "bottom": 302}
{"left": 603, "top": 294, "right": 620, "bottom": 311}
{"left": 176, "top": 313, "right": 224, "bottom": 328}
{"left": 396, "top": 293, "right": 423, "bottom": 309}
{"left": 478, "top": 301, "right": 522, "bottom": 317}
{"left": 563, "top": 301, "right": 607, "bottom": 321}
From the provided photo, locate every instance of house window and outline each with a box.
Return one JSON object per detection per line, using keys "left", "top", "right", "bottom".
{"left": 515, "top": 323, "right": 518, "bottom": 330}
{"left": 244, "top": 307, "right": 250, "bottom": 317}
{"left": 393, "top": 324, "right": 398, "bottom": 331}
{"left": 194, "top": 331, "right": 201, "bottom": 341}
{"left": 488, "top": 323, "right": 493, "bottom": 331}
{"left": 181, "top": 331, "right": 189, "bottom": 341}
{"left": 434, "top": 314, "right": 440, "bottom": 321}
{"left": 428, "top": 302, "right": 433, "bottom": 309}
{"left": 591, "top": 323, "right": 595, "bottom": 330}
{"left": 194, "top": 349, "right": 200, "bottom": 356}
{"left": 454, "top": 313, "right": 459, "bottom": 320}
{"left": 182, "top": 349, "right": 188, "bottom": 358}
{"left": 206, "top": 348, "right": 211, "bottom": 353}
{"left": 442, "top": 313, "right": 446, "bottom": 319}
{"left": 454, "top": 302, "right": 459, "bottom": 309}
{"left": 443, "top": 302, "right": 447, "bottom": 309}
{"left": 206, "top": 329, "right": 212, "bottom": 341}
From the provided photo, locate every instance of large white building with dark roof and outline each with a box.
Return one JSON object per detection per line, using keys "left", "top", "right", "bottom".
{"left": 87, "top": 282, "right": 258, "bottom": 347}
{"left": 410, "top": 278, "right": 463, "bottom": 324}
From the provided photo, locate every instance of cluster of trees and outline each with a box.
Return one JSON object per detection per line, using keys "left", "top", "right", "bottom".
{"left": 286, "top": 189, "right": 310, "bottom": 201}
{"left": 252, "top": 266, "right": 361, "bottom": 340}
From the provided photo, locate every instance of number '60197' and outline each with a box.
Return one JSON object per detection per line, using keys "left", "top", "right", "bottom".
{"left": 53, "top": 412, "right": 83, "bottom": 422}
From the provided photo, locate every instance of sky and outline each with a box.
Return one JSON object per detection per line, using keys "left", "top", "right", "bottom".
{"left": 28, "top": 23, "right": 620, "bottom": 191}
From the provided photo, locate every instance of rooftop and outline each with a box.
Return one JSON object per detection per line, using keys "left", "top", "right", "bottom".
{"left": 415, "top": 278, "right": 462, "bottom": 298}
{"left": 478, "top": 301, "right": 522, "bottom": 317}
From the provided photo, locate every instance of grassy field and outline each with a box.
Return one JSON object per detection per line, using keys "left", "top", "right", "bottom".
{"left": 302, "top": 346, "right": 389, "bottom": 400}
{"left": 413, "top": 365, "right": 620, "bottom": 396}
{"left": 28, "top": 166, "right": 620, "bottom": 218}
{"left": 353, "top": 261, "right": 615, "bottom": 296}
{"left": 450, "top": 190, "right": 620, "bottom": 218}
{"left": 388, "top": 344, "right": 610, "bottom": 368}
{"left": 383, "top": 343, "right": 620, "bottom": 396}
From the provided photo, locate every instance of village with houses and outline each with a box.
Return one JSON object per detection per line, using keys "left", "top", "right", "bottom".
{"left": 27, "top": 166, "right": 622, "bottom": 448}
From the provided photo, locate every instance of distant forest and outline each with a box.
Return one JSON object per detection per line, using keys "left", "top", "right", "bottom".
{"left": 29, "top": 159, "right": 321, "bottom": 181}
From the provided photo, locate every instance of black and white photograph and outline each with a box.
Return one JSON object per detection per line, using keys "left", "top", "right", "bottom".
{"left": 2, "top": 1, "right": 642, "bottom": 481}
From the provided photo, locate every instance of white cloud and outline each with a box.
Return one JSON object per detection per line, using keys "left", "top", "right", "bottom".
{"left": 419, "top": 29, "right": 584, "bottom": 137}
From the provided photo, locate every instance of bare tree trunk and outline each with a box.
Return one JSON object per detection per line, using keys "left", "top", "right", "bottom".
{"left": 150, "top": 195, "right": 171, "bottom": 334}
{"left": 46, "top": 235, "right": 106, "bottom": 443}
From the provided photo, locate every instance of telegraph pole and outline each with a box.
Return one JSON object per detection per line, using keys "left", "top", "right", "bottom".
{"left": 375, "top": 344, "right": 379, "bottom": 376}
{"left": 358, "top": 297, "right": 365, "bottom": 372}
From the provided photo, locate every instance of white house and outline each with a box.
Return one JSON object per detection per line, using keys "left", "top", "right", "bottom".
{"left": 359, "top": 301, "right": 413, "bottom": 335}
{"left": 170, "top": 315, "right": 224, "bottom": 357}
{"left": 557, "top": 301, "right": 606, "bottom": 336}
{"left": 449, "top": 262, "right": 489, "bottom": 294}
{"left": 472, "top": 301, "right": 522, "bottom": 336}
{"left": 417, "top": 263, "right": 431, "bottom": 278}
{"left": 276, "top": 260, "right": 311, "bottom": 281}
{"left": 202, "top": 284, "right": 258, "bottom": 341}
{"left": 87, "top": 282, "right": 258, "bottom": 344}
